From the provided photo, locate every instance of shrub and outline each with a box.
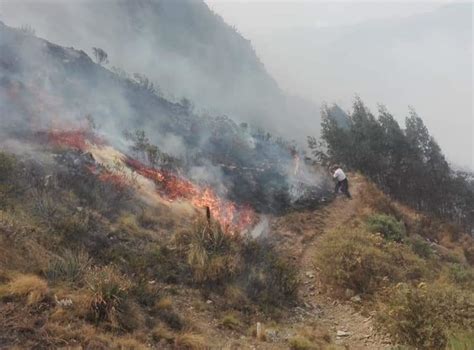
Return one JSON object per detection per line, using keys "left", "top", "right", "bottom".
{"left": 448, "top": 263, "right": 474, "bottom": 288}
{"left": 156, "top": 296, "right": 173, "bottom": 310}
{"left": 152, "top": 324, "right": 175, "bottom": 343}
{"left": 448, "top": 333, "right": 474, "bottom": 350}
{"left": 377, "top": 283, "right": 474, "bottom": 350}
{"left": 223, "top": 285, "right": 249, "bottom": 310}
{"left": 242, "top": 240, "right": 299, "bottom": 307}
{"left": 130, "top": 279, "right": 160, "bottom": 307}
{"left": 157, "top": 308, "right": 184, "bottom": 331}
{"left": 46, "top": 249, "right": 91, "bottom": 284}
{"left": 175, "top": 217, "right": 241, "bottom": 286}
{"left": 174, "top": 333, "right": 208, "bottom": 350}
{"left": 117, "top": 300, "right": 146, "bottom": 331}
{"left": 86, "top": 266, "right": 131, "bottom": 325}
{"left": 220, "top": 313, "right": 242, "bottom": 330}
{"left": 52, "top": 210, "right": 92, "bottom": 240}
{"left": 314, "top": 229, "right": 426, "bottom": 294}
{"left": 0, "top": 152, "right": 18, "bottom": 206}
{"left": 0, "top": 274, "right": 49, "bottom": 305}
{"left": 289, "top": 336, "right": 315, "bottom": 350}
{"left": 366, "top": 214, "right": 406, "bottom": 242}
{"left": 407, "top": 236, "right": 433, "bottom": 259}
{"left": 462, "top": 241, "right": 474, "bottom": 266}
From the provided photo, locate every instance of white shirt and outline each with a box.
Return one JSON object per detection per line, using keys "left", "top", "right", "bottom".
{"left": 333, "top": 168, "right": 346, "bottom": 182}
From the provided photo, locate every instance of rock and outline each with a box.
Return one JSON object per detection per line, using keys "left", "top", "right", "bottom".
{"left": 344, "top": 288, "right": 355, "bottom": 298}
{"left": 265, "top": 329, "right": 278, "bottom": 342}
{"left": 256, "top": 322, "right": 264, "bottom": 341}
{"left": 350, "top": 295, "right": 362, "bottom": 302}
{"left": 336, "top": 330, "right": 351, "bottom": 337}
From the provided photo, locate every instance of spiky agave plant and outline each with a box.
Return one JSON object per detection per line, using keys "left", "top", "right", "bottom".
{"left": 180, "top": 216, "right": 242, "bottom": 285}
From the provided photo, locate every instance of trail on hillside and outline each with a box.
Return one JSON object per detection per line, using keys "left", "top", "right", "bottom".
{"left": 271, "top": 174, "right": 392, "bottom": 349}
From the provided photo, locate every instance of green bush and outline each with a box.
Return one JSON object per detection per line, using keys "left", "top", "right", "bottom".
{"left": 46, "top": 249, "right": 91, "bottom": 283}
{"left": 407, "top": 236, "right": 433, "bottom": 259}
{"left": 366, "top": 214, "right": 406, "bottom": 242}
{"left": 377, "top": 283, "right": 474, "bottom": 350}
{"left": 314, "top": 229, "right": 427, "bottom": 294}
{"left": 220, "top": 313, "right": 242, "bottom": 330}
{"left": 448, "top": 332, "right": 474, "bottom": 350}
{"left": 448, "top": 263, "right": 474, "bottom": 288}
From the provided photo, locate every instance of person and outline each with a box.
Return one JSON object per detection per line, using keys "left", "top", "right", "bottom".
{"left": 332, "top": 165, "right": 352, "bottom": 199}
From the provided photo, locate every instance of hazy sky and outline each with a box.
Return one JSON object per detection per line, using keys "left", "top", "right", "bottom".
{"left": 206, "top": 0, "right": 450, "bottom": 30}
{"left": 205, "top": 0, "right": 473, "bottom": 169}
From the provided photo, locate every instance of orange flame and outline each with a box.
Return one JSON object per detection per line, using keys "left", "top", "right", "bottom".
{"left": 125, "top": 158, "right": 255, "bottom": 232}
{"left": 44, "top": 128, "right": 255, "bottom": 233}
{"left": 46, "top": 129, "right": 104, "bottom": 151}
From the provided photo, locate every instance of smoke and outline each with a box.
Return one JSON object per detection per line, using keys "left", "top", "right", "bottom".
{"left": 250, "top": 216, "right": 269, "bottom": 239}
{"left": 0, "top": 20, "right": 331, "bottom": 215}
{"left": 0, "top": 0, "right": 320, "bottom": 146}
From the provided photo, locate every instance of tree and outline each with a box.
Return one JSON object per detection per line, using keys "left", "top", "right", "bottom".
{"left": 92, "top": 47, "right": 109, "bottom": 65}
{"left": 309, "top": 97, "right": 474, "bottom": 230}
{"left": 133, "top": 73, "right": 157, "bottom": 94}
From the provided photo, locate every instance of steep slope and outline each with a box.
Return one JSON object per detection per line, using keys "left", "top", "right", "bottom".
{"left": 0, "top": 20, "right": 329, "bottom": 214}
{"left": 270, "top": 173, "right": 473, "bottom": 349}
{"left": 0, "top": 0, "right": 320, "bottom": 140}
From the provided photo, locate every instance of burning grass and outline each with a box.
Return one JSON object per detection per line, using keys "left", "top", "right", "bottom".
{"left": 125, "top": 158, "right": 255, "bottom": 233}
{"left": 45, "top": 129, "right": 104, "bottom": 152}
{"left": 40, "top": 127, "right": 257, "bottom": 233}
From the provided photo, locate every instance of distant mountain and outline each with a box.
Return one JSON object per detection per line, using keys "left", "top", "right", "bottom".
{"left": 0, "top": 0, "right": 320, "bottom": 141}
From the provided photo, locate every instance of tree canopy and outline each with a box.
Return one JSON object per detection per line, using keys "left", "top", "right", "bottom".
{"left": 310, "top": 97, "right": 474, "bottom": 230}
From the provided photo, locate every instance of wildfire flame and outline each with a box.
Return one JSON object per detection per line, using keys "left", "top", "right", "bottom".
{"left": 46, "top": 129, "right": 104, "bottom": 151}
{"left": 43, "top": 127, "right": 255, "bottom": 233}
{"left": 124, "top": 158, "right": 255, "bottom": 232}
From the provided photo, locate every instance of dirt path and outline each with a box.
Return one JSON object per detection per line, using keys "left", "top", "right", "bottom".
{"left": 271, "top": 174, "right": 392, "bottom": 349}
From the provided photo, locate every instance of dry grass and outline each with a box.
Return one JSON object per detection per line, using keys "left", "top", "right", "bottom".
{"left": 152, "top": 323, "right": 175, "bottom": 343}
{"left": 174, "top": 332, "right": 209, "bottom": 349}
{"left": 175, "top": 217, "right": 242, "bottom": 285}
{"left": 223, "top": 284, "right": 249, "bottom": 309}
{"left": 0, "top": 274, "right": 49, "bottom": 305}
{"left": 220, "top": 313, "right": 242, "bottom": 330}
{"left": 113, "top": 336, "right": 149, "bottom": 350}
{"left": 289, "top": 325, "right": 331, "bottom": 350}
{"left": 289, "top": 336, "right": 316, "bottom": 350}
{"left": 85, "top": 265, "right": 132, "bottom": 325}
{"left": 377, "top": 282, "right": 474, "bottom": 350}
{"left": 155, "top": 296, "right": 173, "bottom": 310}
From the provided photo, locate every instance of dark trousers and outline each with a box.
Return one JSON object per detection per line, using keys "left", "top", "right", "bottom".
{"left": 335, "top": 178, "right": 351, "bottom": 198}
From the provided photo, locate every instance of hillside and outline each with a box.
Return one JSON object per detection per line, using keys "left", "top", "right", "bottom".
{"left": 0, "top": 20, "right": 328, "bottom": 215}
{"left": 0, "top": 0, "right": 320, "bottom": 141}
{"left": 1, "top": 150, "right": 473, "bottom": 348}
{"left": 0, "top": 5, "right": 473, "bottom": 350}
